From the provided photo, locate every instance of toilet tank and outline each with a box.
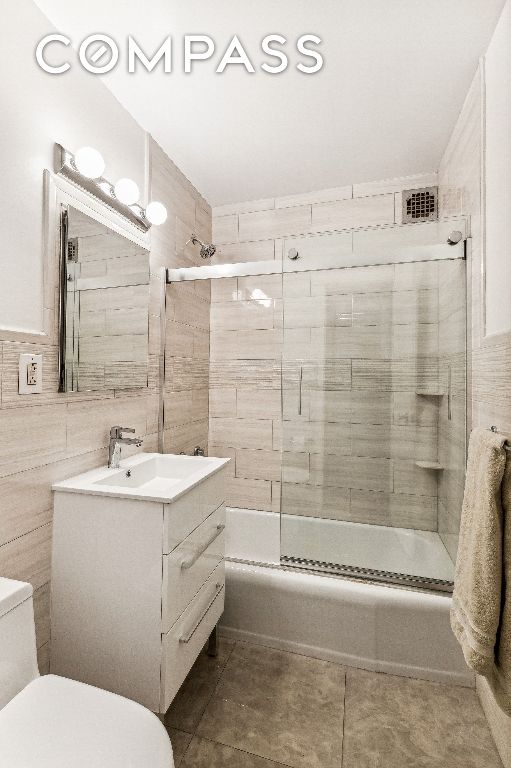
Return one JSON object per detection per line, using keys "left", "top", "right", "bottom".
{"left": 0, "top": 578, "right": 39, "bottom": 709}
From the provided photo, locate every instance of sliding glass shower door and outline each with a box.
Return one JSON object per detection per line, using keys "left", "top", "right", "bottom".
{"left": 280, "top": 249, "right": 466, "bottom": 590}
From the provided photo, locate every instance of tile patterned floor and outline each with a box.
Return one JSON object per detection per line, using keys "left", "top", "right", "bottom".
{"left": 164, "top": 639, "right": 503, "bottom": 768}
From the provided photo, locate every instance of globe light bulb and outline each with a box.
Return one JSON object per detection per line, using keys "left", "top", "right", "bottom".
{"left": 74, "top": 146, "right": 105, "bottom": 179}
{"left": 145, "top": 201, "right": 167, "bottom": 225}
{"left": 114, "top": 178, "right": 140, "bottom": 205}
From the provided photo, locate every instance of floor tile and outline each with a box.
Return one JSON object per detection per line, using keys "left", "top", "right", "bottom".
{"left": 342, "top": 668, "right": 503, "bottom": 768}
{"left": 181, "top": 736, "right": 283, "bottom": 767}
{"left": 197, "top": 642, "right": 345, "bottom": 768}
{"left": 165, "top": 639, "right": 235, "bottom": 733}
{"left": 167, "top": 728, "right": 193, "bottom": 767}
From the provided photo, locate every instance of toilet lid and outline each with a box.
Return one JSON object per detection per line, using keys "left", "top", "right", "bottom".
{"left": 0, "top": 675, "right": 173, "bottom": 768}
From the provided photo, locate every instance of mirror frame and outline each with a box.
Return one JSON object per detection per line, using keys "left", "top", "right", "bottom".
{"left": 44, "top": 171, "right": 151, "bottom": 392}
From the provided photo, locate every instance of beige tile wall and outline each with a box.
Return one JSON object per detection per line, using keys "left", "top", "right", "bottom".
{"left": 210, "top": 173, "right": 453, "bottom": 531}
{"left": 0, "top": 135, "right": 211, "bottom": 672}
{"left": 439, "top": 64, "right": 511, "bottom": 767}
{"left": 212, "top": 173, "right": 438, "bottom": 258}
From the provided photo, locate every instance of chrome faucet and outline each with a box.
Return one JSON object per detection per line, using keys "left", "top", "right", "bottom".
{"left": 108, "top": 426, "right": 143, "bottom": 469}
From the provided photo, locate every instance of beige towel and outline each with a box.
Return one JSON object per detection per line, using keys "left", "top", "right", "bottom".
{"left": 451, "top": 427, "right": 511, "bottom": 714}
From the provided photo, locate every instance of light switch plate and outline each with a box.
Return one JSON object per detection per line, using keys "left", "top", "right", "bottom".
{"left": 19, "top": 353, "right": 43, "bottom": 394}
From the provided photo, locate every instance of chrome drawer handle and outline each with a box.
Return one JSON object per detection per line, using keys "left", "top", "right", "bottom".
{"left": 180, "top": 524, "right": 225, "bottom": 570}
{"left": 179, "top": 582, "right": 224, "bottom": 644}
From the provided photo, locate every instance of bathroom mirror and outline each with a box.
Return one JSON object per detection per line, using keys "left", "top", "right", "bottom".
{"left": 59, "top": 204, "right": 150, "bottom": 392}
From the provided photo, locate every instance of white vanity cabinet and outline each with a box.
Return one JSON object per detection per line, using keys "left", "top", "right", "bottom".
{"left": 50, "top": 454, "right": 229, "bottom": 714}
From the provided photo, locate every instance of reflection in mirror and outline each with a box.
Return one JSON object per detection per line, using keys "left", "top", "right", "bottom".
{"left": 60, "top": 205, "right": 150, "bottom": 392}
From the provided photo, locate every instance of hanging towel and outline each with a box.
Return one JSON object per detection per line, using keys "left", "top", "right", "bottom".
{"left": 450, "top": 427, "right": 511, "bottom": 715}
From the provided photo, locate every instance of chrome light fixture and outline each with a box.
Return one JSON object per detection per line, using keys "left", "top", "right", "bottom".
{"left": 54, "top": 143, "right": 167, "bottom": 231}
{"left": 145, "top": 201, "right": 168, "bottom": 225}
{"left": 73, "top": 146, "right": 106, "bottom": 179}
{"left": 113, "top": 177, "right": 140, "bottom": 206}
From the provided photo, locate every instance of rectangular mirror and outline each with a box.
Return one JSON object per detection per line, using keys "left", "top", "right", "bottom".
{"left": 59, "top": 204, "right": 150, "bottom": 392}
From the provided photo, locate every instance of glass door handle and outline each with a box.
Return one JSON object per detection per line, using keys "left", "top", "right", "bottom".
{"left": 298, "top": 365, "right": 303, "bottom": 416}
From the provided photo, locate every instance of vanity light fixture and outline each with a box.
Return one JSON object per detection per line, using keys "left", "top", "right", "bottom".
{"left": 73, "top": 146, "right": 105, "bottom": 179}
{"left": 114, "top": 177, "right": 140, "bottom": 206}
{"left": 54, "top": 143, "right": 167, "bottom": 232}
{"left": 145, "top": 201, "right": 168, "bottom": 225}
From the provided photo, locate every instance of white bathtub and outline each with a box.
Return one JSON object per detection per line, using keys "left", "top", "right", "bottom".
{"left": 221, "top": 508, "right": 473, "bottom": 687}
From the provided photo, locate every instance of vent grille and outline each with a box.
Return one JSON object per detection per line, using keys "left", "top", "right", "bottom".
{"left": 402, "top": 186, "right": 438, "bottom": 223}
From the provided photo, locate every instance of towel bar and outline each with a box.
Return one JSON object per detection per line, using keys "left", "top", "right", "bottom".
{"left": 489, "top": 426, "right": 511, "bottom": 451}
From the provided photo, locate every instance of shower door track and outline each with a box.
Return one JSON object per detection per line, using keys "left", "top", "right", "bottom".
{"left": 280, "top": 555, "right": 454, "bottom": 593}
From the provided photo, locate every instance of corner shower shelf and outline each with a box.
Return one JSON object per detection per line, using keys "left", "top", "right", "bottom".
{"left": 415, "top": 461, "right": 444, "bottom": 470}
{"left": 415, "top": 388, "right": 445, "bottom": 396}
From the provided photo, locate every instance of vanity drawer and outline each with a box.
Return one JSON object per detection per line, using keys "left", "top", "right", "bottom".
{"left": 160, "top": 563, "right": 225, "bottom": 712}
{"left": 163, "top": 468, "right": 226, "bottom": 553}
{"left": 162, "top": 504, "right": 225, "bottom": 632}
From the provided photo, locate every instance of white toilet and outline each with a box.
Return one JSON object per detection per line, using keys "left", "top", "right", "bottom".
{"left": 0, "top": 576, "right": 174, "bottom": 767}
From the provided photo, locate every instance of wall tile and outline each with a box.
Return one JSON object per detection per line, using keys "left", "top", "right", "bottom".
{"left": 0, "top": 524, "right": 52, "bottom": 591}
{"left": 235, "top": 449, "right": 281, "bottom": 482}
{"left": 392, "top": 392, "right": 439, "bottom": 426}
{"left": 207, "top": 444, "right": 236, "bottom": 475}
{"left": 209, "top": 388, "right": 237, "bottom": 418}
{"left": 212, "top": 215, "right": 238, "bottom": 245}
{"left": 213, "top": 198, "right": 275, "bottom": 217}
{"left": 281, "top": 482, "right": 350, "bottom": 520}
{"left": 282, "top": 231, "right": 352, "bottom": 268}
{"left": 209, "top": 417, "right": 273, "bottom": 450}
{"left": 0, "top": 405, "right": 67, "bottom": 477}
{"left": 33, "top": 582, "right": 51, "bottom": 649}
{"left": 210, "top": 277, "right": 239, "bottom": 303}
{"left": 311, "top": 194, "right": 395, "bottom": 232}
{"left": 393, "top": 460, "right": 438, "bottom": 496}
{"left": 281, "top": 420, "right": 351, "bottom": 456}
{"left": 352, "top": 172, "right": 438, "bottom": 198}
{"left": 237, "top": 274, "right": 283, "bottom": 300}
{"left": 309, "top": 454, "right": 393, "bottom": 492}
{"left": 283, "top": 295, "right": 352, "bottom": 328}
{"left": 209, "top": 360, "right": 281, "bottom": 390}
{"left": 352, "top": 358, "right": 439, "bottom": 391}
{"left": 164, "top": 389, "right": 209, "bottom": 428}
{"left": 310, "top": 264, "right": 394, "bottom": 295}
{"left": 66, "top": 397, "right": 147, "bottom": 455}
{"left": 239, "top": 206, "right": 311, "bottom": 241}
{"left": 164, "top": 419, "right": 209, "bottom": 455}
{"left": 236, "top": 389, "right": 281, "bottom": 419}
{"left": 353, "top": 290, "right": 438, "bottom": 326}
{"left": 214, "top": 239, "right": 275, "bottom": 264}
{"left": 350, "top": 490, "right": 437, "bottom": 530}
{"left": 393, "top": 260, "right": 439, "bottom": 290}
{"left": 211, "top": 300, "right": 278, "bottom": 331}
{"left": 352, "top": 424, "right": 437, "bottom": 461}
{"left": 0, "top": 449, "right": 106, "bottom": 547}
{"left": 283, "top": 272, "right": 311, "bottom": 298}
{"left": 210, "top": 330, "right": 282, "bottom": 360}
{"left": 225, "top": 476, "right": 272, "bottom": 511}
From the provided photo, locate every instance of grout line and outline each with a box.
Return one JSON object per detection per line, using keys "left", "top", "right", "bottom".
{"left": 189, "top": 638, "right": 237, "bottom": 738}
{"left": 0, "top": 518, "right": 53, "bottom": 549}
{"left": 192, "top": 734, "right": 298, "bottom": 768}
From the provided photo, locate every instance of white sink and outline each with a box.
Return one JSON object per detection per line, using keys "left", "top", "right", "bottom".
{"left": 52, "top": 452, "right": 230, "bottom": 503}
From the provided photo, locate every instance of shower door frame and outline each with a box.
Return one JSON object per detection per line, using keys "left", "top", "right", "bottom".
{"left": 163, "top": 225, "right": 470, "bottom": 594}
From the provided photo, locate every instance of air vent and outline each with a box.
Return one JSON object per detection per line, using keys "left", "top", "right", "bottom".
{"left": 67, "top": 237, "right": 78, "bottom": 262}
{"left": 402, "top": 186, "right": 438, "bottom": 223}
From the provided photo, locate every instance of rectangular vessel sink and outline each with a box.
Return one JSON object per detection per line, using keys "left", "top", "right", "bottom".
{"left": 52, "top": 452, "right": 230, "bottom": 503}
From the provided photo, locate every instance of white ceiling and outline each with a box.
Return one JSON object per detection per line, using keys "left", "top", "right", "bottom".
{"left": 35, "top": 0, "right": 504, "bottom": 206}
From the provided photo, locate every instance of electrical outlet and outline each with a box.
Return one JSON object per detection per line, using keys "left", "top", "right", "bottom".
{"left": 19, "top": 354, "right": 43, "bottom": 394}
{"left": 27, "top": 362, "right": 38, "bottom": 386}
